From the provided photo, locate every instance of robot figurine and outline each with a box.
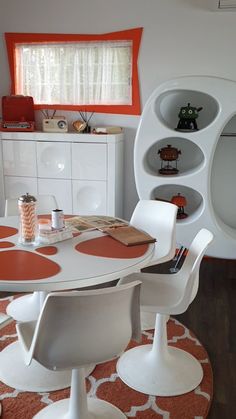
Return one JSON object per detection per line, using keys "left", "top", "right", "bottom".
{"left": 176, "top": 103, "right": 203, "bottom": 131}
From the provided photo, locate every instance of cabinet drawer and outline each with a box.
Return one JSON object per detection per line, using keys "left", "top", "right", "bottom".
{"left": 72, "top": 143, "right": 107, "bottom": 180}
{"left": 37, "top": 142, "right": 71, "bottom": 179}
{"left": 38, "top": 178, "right": 72, "bottom": 214}
{"left": 2, "top": 140, "right": 37, "bottom": 177}
{"left": 4, "top": 176, "right": 37, "bottom": 199}
{"left": 72, "top": 180, "right": 107, "bottom": 215}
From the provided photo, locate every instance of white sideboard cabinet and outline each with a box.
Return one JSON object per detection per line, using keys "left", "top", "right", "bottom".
{"left": 0, "top": 132, "right": 124, "bottom": 217}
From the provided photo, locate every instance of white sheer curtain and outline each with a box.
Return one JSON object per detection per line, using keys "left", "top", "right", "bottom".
{"left": 15, "top": 41, "right": 132, "bottom": 106}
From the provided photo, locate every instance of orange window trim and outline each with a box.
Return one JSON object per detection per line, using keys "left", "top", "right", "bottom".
{"left": 5, "top": 28, "right": 143, "bottom": 115}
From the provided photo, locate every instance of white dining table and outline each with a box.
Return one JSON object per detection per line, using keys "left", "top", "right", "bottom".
{"left": 0, "top": 215, "right": 155, "bottom": 392}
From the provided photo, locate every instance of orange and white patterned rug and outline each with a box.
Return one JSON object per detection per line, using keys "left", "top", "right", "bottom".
{"left": 0, "top": 295, "right": 213, "bottom": 419}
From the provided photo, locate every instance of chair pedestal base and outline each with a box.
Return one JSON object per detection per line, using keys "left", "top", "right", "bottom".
{"left": 6, "top": 292, "right": 41, "bottom": 322}
{"left": 117, "top": 344, "right": 203, "bottom": 396}
{"left": 0, "top": 341, "right": 95, "bottom": 392}
{"left": 33, "top": 397, "right": 126, "bottom": 419}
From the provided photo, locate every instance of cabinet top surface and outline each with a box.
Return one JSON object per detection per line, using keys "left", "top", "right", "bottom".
{"left": 0, "top": 131, "right": 124, "bottom": 143}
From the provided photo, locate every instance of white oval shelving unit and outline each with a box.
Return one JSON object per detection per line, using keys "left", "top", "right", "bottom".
{"left": 134, "top": 76, "right": 236, "bottom": 258}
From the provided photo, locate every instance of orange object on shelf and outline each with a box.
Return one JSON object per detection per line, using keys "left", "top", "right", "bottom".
{"left": 158, "top": 144, "right": 181, "bottom": 175}
{"left": 171, "top": 193, "right": 187, "bottom": 207}
{"left": 171, "top": 193, "right": 188, "bottom": 219}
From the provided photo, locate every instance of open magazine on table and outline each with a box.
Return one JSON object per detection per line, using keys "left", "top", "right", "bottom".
{"left": 65, "top": 215, "right": 128, "bottom": 232}
{"left": 65, "top": 216, "right": 156, "bottom": 246}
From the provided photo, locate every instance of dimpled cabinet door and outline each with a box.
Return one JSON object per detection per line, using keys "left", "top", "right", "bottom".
{"left": 4, "top": 176, "right": 37, "bottom": 200}
{"left": 72, "top": 180, "right": 107, "bottom": 215}
{"left": 72, "top": 143, "right": 107, "bottom": 181}
{"left": 37, "top": 142, "right": 71, "bottom": 179}
{"left": 3, "top": 140, "right": 37, "bottom": 177}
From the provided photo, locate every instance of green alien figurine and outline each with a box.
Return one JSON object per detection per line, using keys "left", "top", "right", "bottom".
{"left": 176, "top": 103, "right": 203, "bottom": 131}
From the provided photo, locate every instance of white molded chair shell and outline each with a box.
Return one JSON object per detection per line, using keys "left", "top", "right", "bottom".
{"left": 139, "top": 228, "right": 214, "bottom": 315}
{"left": 130, "top": 200, "right": 177, "bottom": 266}
{"left": 17, "top": 282, "right": 141, "bottom": 369}
{"left": 17, "top": 281, "right": 141, "bottom": 419}
{"left": 125, "top": 199, "right": 177, "bottom": 330}
{"left": 4, "top": 194, "right": 58, "bottom": 216}
{"left": 117, "top": 229, "right": 214, "bottom": 397}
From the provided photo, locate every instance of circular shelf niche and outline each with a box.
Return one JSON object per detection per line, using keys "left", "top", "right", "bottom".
{"left": 152, "top": 184, "right": 204, "bottom": 221}
{"left": 145, "top": 138, "right": 205, "bottom": 176}
{"left": 154, "top": 89, "right": 219, "bottom": 131}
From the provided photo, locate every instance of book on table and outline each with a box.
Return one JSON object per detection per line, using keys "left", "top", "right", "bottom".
{"left": 102, "top": 225, "right": 156, "bottom": 246}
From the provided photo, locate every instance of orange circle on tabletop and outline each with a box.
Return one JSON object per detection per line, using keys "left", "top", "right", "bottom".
{"left": 0, "top": 226, "right": 18, "bottom": 239}
{"left": 35, "top": 246, "right": 58, "bottom": 256}
{"left": 75, "top": 236, "right": 149, "bottom": 259}
{"left": 0, "top": 250, "right": 61, "bottom": 281}
{"left": 0, "top": 241, "right": 15, "bottom": 248}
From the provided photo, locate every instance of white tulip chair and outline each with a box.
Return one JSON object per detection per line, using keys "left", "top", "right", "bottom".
{"left": 127, "top": 199, "right": 178, "bottom": 330}
{"left": 117, "top": 228, "right": 214, "bottom": 396}
{"left": 16, "top": 281, "right": 141, "bottom": 419}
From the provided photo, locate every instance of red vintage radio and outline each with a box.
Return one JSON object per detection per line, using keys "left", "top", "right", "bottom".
{"left": 1, "top": 95, "right": 35, "bottom": 131}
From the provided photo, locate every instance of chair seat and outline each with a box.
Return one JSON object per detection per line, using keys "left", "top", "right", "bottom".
{"left": 126, "top": 272, "right": 183, "bottom": 314}
{"left": 140, "top": 272, "right": 183, "bottom": 313}
{"left": 147, "top": 245, "right": 175, "bottom": 266}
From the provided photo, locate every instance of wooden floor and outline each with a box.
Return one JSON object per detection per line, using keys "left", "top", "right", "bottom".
{"left": 148, "top": 257, "right": 236, "bottom": 418}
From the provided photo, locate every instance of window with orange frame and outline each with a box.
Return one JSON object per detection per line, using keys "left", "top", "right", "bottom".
{"left": 5, "top": 28, "right": 143, "bottom": 115}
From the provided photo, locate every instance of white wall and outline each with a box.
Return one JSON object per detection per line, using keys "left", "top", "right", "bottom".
{"left": 1, "top": 0, "right": 236, "bottom": 219}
